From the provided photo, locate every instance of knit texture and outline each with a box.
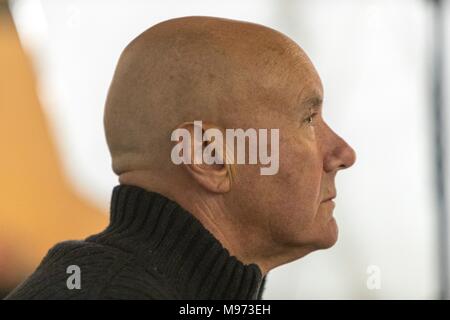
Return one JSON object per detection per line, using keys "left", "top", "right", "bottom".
{"left": 5, "top": 185, "right": 266, "bottom": 300}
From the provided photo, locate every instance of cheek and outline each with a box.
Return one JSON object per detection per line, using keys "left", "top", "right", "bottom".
{"left": 228, "top": 133, "right": 325, "bottom": 246}
{"left": 278, "top": 137, "right": 323, "bottom": 213}
{"left": 264, "top": 138, "right": 323, "bottom": 240}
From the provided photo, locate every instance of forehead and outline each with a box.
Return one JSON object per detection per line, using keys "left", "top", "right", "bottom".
{"left": 274, "top": 42, "right": 323, "bottom": 104}
{"left": 238, "top": 34, "right": 324, "bottom": 114}
{"left": 292, "top": 60, "right": 324, "bottom": 108}
{"left": 254, "top": 51, "right": 324, "bottom": 119}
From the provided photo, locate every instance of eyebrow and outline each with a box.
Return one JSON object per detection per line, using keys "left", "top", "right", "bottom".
{"left": 302, "top": 96, "right": 323, "bottom": 110}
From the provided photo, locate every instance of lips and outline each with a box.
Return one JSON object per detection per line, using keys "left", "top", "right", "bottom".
{"left": 321, "top": 195, "right": 336, "bottom": 203}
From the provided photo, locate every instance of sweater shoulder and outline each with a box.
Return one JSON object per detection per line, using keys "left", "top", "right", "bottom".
{"left": 5, "top": 240, "right": 132, "bottom": 299}
{"left": 5, "top": 240, "right": 175, "bottom": 300}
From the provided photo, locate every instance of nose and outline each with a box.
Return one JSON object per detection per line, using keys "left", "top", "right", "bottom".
{"left": 324, "top": 131, "right": 356, "bottom": 173}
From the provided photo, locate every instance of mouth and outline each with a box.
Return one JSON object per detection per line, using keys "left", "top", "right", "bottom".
{"left": 321, "top": 198, "right": 336, "bottom": 213}
{"left": 321, "top": 195, "right": 336, "bottom": 203}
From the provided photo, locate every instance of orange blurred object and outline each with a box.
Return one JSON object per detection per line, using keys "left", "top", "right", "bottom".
{"left": 0, "top": 3, "right": 108, "bottom": 291}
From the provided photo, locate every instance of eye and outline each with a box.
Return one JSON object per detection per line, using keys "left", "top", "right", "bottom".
{"left": 305, "top": 112, "right": 318, "bottom": 125}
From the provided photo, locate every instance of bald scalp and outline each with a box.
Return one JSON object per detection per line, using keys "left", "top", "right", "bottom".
{"left": 104, "top": 16, "right": 305, "bottom": 176}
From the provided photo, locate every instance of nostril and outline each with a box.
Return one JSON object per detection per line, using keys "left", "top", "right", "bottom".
{"left": 333, "top": 142, "right": 356, "bottom": 171}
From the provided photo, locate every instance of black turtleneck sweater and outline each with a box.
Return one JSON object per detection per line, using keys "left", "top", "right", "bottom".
{"left": 5, "top": 185, "right": 266, "bottom": 300}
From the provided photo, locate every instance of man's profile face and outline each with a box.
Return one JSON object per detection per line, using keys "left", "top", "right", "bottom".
{"left": 104, "top": 15, "right": 356, "bottom": 263}
{"left": 229, "top": 50, "right": 356, "bottom": 255}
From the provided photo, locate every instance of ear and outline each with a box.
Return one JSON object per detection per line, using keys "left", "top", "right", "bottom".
{"left": 172, "top": 121, "right": 232, "bottom": 193}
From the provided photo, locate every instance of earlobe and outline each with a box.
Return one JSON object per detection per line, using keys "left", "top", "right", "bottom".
{"left": 185, "top": 161, "right": 231, "bottom": 193}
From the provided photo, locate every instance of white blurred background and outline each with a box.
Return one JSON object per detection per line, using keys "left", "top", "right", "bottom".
{"left": 7, "top": 0, "right": 450, "bottom": 299}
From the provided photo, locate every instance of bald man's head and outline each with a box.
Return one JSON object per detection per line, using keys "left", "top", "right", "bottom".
{"left": 105, "top": 16, "right": 310, "bottom": 175}
{"left": 104, "top": 16, "right": 355, "bottom": 273}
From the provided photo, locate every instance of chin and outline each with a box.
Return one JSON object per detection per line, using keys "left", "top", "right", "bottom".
{"left": 317, "top": 217, "right": 339, "bottom": 249}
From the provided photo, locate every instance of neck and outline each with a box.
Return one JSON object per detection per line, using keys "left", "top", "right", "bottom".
{"left": 88, "top": 184, "right": 266, "bottom": 299}
{"left": 120, "top": 172, "right": 271, "bottom": 274}
{"left": 185, "top": 193, "right": 267, "bottom": 273}
{"left": 179, "top": 193, "right": 317, "bottom": 275}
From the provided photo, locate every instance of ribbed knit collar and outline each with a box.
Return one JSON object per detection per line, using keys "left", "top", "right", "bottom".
{"left": 87, "top": 184, "right": 265, "bottom": 300}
